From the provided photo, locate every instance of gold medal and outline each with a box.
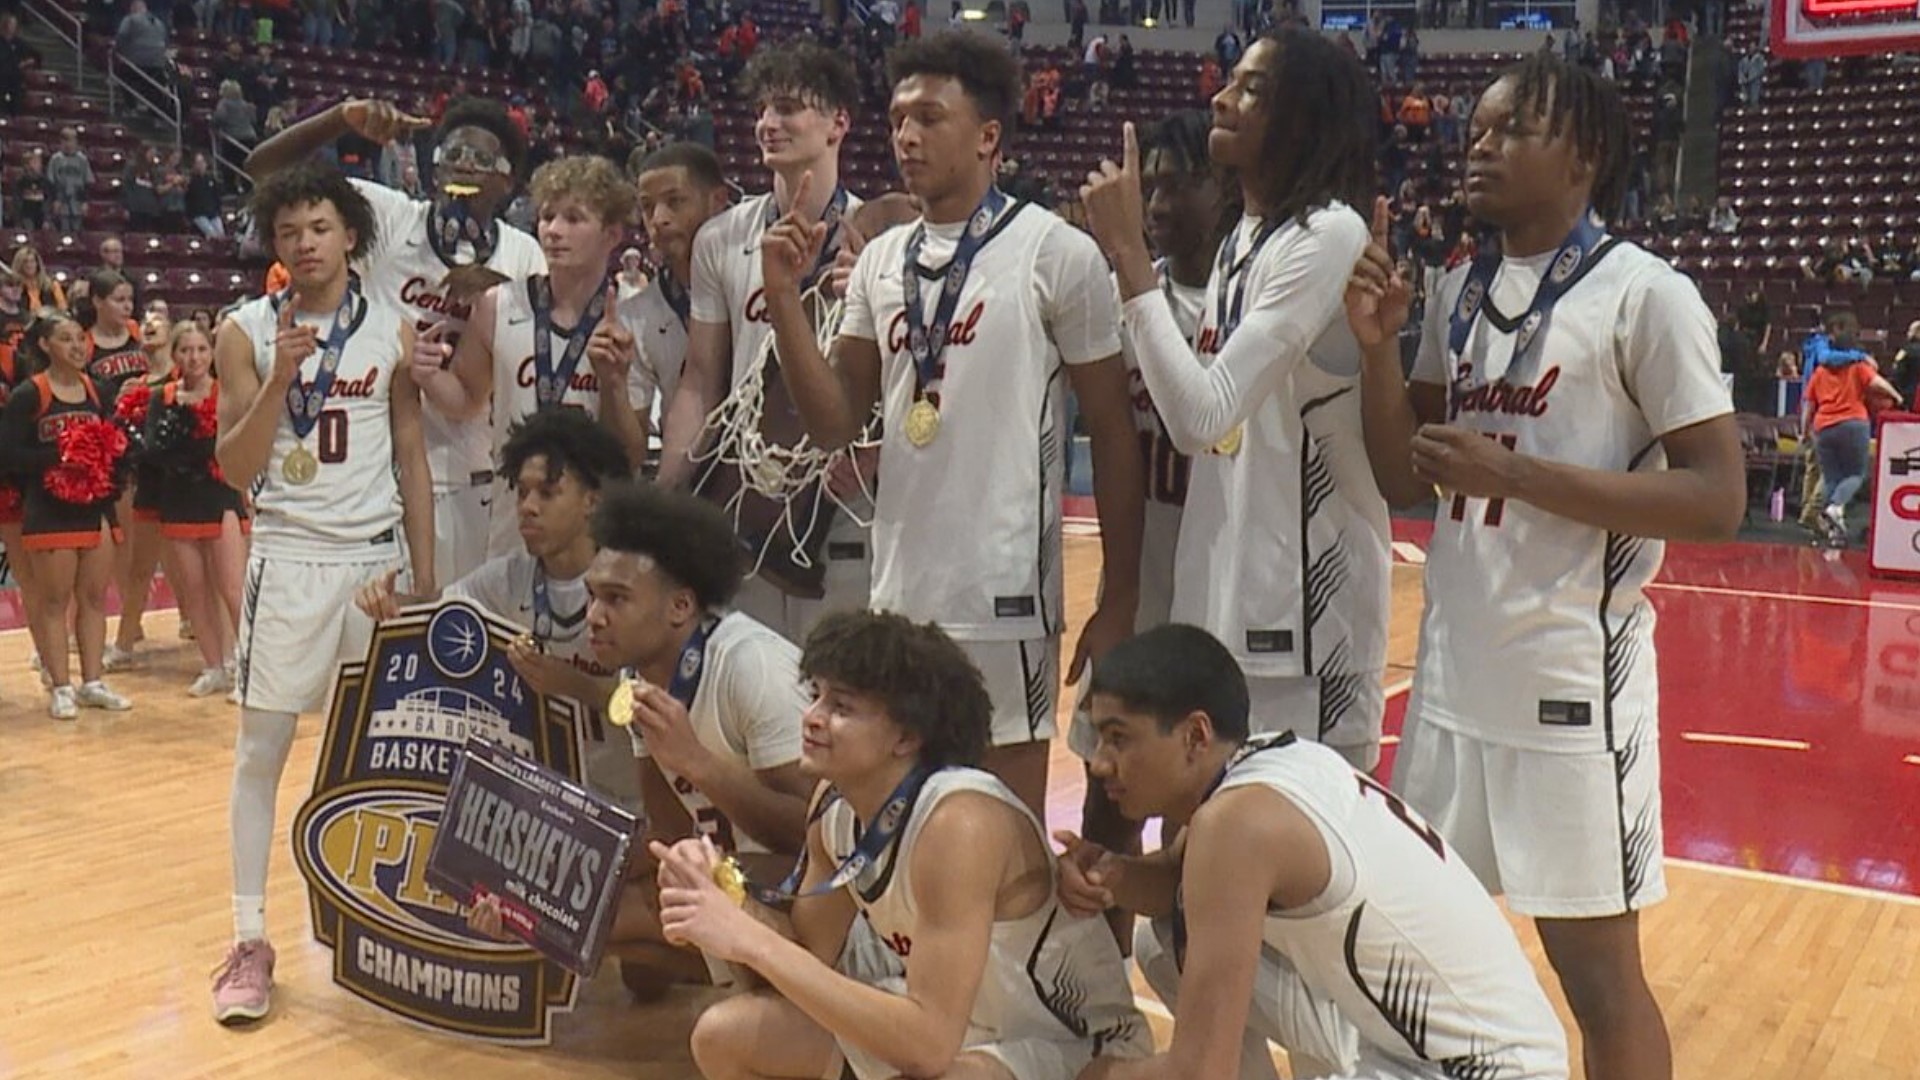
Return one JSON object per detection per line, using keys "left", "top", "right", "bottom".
{"left": 904, "top": 398, "right": 941, "bottom": 447}
{"left": 282, "top": 444, "right": 319, "bottom": 485}
{"left": 1213, "top": 424, "right": 1244, "bottom": 457}
{"left": 607, "top": 677, "right": 637, "bottom": 728}
{"left": 712, "top": 855, "right": 749, "bottom": 907}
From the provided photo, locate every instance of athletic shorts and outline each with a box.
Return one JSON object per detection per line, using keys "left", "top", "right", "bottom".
{"left": 1071, "top": 674, "right": 1380, "bottom": 773}
{"left": 235, "top": 549, "right": 401, "bottom": 714}
{"left": 438, "top": 475, "right": 494, "bottom": 586}
{"left": 1392, "top": 715, "right": 1667, "bottom": 919}
{"left": 731, "top": 524, "right": 873, "bottom": 649}
{"left": 957, "top": 637, "right": 1059, "bottom": 748}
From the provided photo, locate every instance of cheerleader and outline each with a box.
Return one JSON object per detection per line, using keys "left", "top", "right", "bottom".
{"left": 1, "top": 282, "right": 57, "bottom": 687}
{"left": 147, "top": 321, "right": 248, "bottom": 697}
{"left": 116, "top": 311, "right": 193, "bottom": 654}
{"left": 0, "top": 311, "right": 135, "bottom": 719}
{"left": 79, "top": 270, "right": 159, "bottom": 669}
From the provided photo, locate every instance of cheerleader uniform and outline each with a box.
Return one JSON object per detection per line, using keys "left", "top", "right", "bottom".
{"left": 0, "top": 348, "right": 29, "bottom": 526}
{"left": 85, "top": 322, "right": 150, "bottom": 394}
{"left": 0, "top": 372, "right": 122, "bottom": 550}
{"left": 117, "top": 372, "right": 176, "bottom": 524}
{"left": 150, "top": 379, "right": 248, "bottom": 540}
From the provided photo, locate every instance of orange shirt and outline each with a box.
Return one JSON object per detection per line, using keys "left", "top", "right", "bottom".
{"left": 264, "top": 262, "right": 291, "bottom": 294}
{"left": 1807, "top": 361, "right": 1875, "bottom": 431}
{"left": 1399, "top": 94, "right": 1432, "bottom": 126}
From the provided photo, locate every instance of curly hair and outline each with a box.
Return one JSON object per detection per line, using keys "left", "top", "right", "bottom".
{"left": 528, "top": 154, "right": 639, "bottom": 228}
{"left": 800, "top": 611, "right": 992, "bottom": 771}
{"left": 499, "top": 409, "right": 632, "bottom": 493}
{"left": 249, "top": 162, "right": 379, "bottom": 261}
{"left": 742, "top": 41, "right": 861, "bottom": 115}
{"left": 886, "top": 31, "right": 1023, "bottom": 147}
{"left": 436, "top": 97, "right": 531, "bottom": 183}
{"left": 588, "top": 484, "right": 744, "bottom": 610}
{"left": 1087, "top": 624, "right": 1251, "bottom": 742}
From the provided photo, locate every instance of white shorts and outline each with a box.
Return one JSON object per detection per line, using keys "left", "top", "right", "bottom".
{"left": 236, "top": 550, "right": 401, "bottom": 714}
{"left": 1392, "top": 715, "right": 1667, "bottom": 919}
{"left": 1069, "top": 674, "right": 1379, "bottom": 772}
{"left": 962, "top": 637, "right": 1060, "bottom": 747}
{"left": 434, "top": 479, "right": 493, "bottom": 585}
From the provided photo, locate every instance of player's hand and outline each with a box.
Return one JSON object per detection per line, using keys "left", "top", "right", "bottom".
{"left": 340, "top": 98, "right": 432, "bottom": 144}
{"left": 353, "top": 567, "right": 405, "bottom": 621}
{"left": 1345, "top": 196, "right": 1412, "bottom": 350}
{"left": 505, "top": 636, "right": 582, "bottom": 698}
{"left": 1411, "top": 423, "right": 1524, "bottom": 500}
{"left": 1079, "top": 122, "right": 1147, "bottom": 264}
{"left": 465, "top": 893, "right": 518, "bottom": 942}
{"left": 650, "top": 835, "right": 722, "bottom": 893}
{"left": 655, "top": 837, "right": 760, "bottom": 961}
{"left": 824, "top": 216, "right": 866, "bottom": 300}
{"left": 1067, "top": 598, "right": 1132, "bottom": 686}
{"left": 761, "top": 170, "right": 828, "bottom": 298}
{"left": 1053, "top": 831, "right": 1119, "bottom": 918}
{"left": 411, "top": 318, "right": 455, "bottom": 380}
{"left": 824, "top": 443, "right": 879, "bottom": 502}
{"left": 270, "top": 298, "right": 319, "bottom": 387}
{"left": 586, "top": 284, "right": 637, "bottom": 381}
{"left": 628, "top": 679, "right": 715, "bottom": 783}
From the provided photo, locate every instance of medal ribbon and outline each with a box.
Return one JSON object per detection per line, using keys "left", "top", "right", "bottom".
{"left": 902, "top": 187, "right": 1016, "bottom": 401}
{"left": 1170, "top": 730, "right": 1296, "bottom": 970}
{"left": 530, "top": 562, "right": 556, "bottom": 641}
{"left": 277, "top": 274, "right": 362, "bottom": 441}
{"left": 1446, "top": 210, "right": 1606, "bottom": 413}
{"left": 747, "top": 764, "right": 936, "bottom": 908}
{"left": 1210, "top": 216, "right": 1284, "bottom": 349}
{"left": 659, "top": 268, "right": 691, "bottom": 330}
{"left": 529, "top": 274, "right": 612, "bottom": 412}
{"left": 429, "top": 196, "right": 499, "bottom": 270}
{"left": 665, "top": 613, "right": 720, "bottom": 708}
{"left": 764, "top": 185, "right": 851, "bottom": 293}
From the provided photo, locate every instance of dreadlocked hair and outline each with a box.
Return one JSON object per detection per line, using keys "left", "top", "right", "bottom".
{"left": 1244, "top": 28, "right": 1377, "bottom": 226}
{"left": 1141, "top": 108, "right": 1239, "bottom": 249}
{"left": 1496, "top": 51, "right": 1633, "bottom": 222}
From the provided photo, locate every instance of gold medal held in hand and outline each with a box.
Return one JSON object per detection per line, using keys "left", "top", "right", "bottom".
{"left": 282, "top": 444, "right": 319, "bottom": 485}
{"left": 1212, "top": 424, "right": 1244, "bottom": 457}
{"left": 904, "top": 398, "right": 941, "bottom": 447}
{"left": 712, "top": 855, "right": 749, "bottom": 906}
{"left": 608, "top": 676, "right": 637, "bottom": 727}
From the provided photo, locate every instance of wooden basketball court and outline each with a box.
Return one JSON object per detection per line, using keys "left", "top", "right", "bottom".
{"left": 3, "top": 536, "right": 1918, "bottom": 1078}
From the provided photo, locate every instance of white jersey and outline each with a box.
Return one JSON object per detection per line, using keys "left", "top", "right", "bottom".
{"left": 446, "top": 551, "right": 637, "bottom": 808}
{"left": 841, "top": 203, "right": 1121, "bottom": 641}
{"left": 230, "top": 292, "right": 406, "bottom": 559}
{"left": 820, "top": 768, "right": 1151, "bottom": 1059}
{"left": 1409, "top": 241, "right": 1731, "bottom": 753}
{"left": 487, "top": 275, "right": 650, "bottom": 454}
{"left": 625, "top": 610, "right": 806, "bottom": 854}
{"left": 350, "top": 178, "right": 547, "bottom": 492}
{"left": 626, "top": 272, "right": 690, "bottom": 435}
{"left": 1215, "top": 736, "right": 1569, "bottom": 1079}
{"left": 1124, "top": 206, "right": 1390, "bottom": 746}
{"left": 689, "top": 190, "right": 864, "bottom": 388}
{"left": 1119, "top": 266, "right": 1205, "bottom": 630}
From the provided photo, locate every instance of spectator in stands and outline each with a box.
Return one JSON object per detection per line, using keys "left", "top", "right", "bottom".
{"left": 1196, "top": 53, "right": 1220, "bottom": 101}
{"left": 123, "top": 149, "right": 164, "bottom": 233}
{"left": 253, "top": 43, "right": 289, "bottom": 114}
{"left": 1876, "top": 233, "right": 1907, "bottom": 280}
{"left": 1398, "top": 82, "right": 1431, "bottom": 140}
{"left": 261, "top": 103, "right": 290, "bottom": 140}
{"left": 1707, "top": 195, "right": 1738, "bottom": 234}
{"left": 0, "top": 14, "right": 43, "bottom": 117}
{"left": 1889, "top": 321, "right": 1920, "bottom": 407}
{"left": 1805, "top": 334, "right": 1900, "bottom": 546}
{"left": 1651, "top": 191, "right": 1679, "bottom": 234}
{"left": 433, "top": 0, "right": 464, "bottom": 65}
{"left": 186, "top": 152, "right": 225, "bottom": 238}
{"left": 903, "top": 0, "right": 922, "bottom": 39}
{"left": 616, "top": 247, "right": 648, "bottom": 294}
{"left": 1679, "top": 195, "right": 1707, "bottom": 232}
{"left": 114, "top": 0, "right": 173, "bottom": 95}
{"left": 1738, "top": 49, "right": 1765, "bottom": 107}
{"left": 1399, "top": 25, "right": 1419, "bottom": 84}
{"left": 1736, "top": 285, "right": 1772, "bottom": 354}
{"left": 15, "top": 148, "right": 50, "bottom": 232}
{"left": 158, "top": 149, "right": 189, "bottom": 232}
{"left": 1114, "top": 34, "right": 1137, "bottom": 89}
{"left": 213, "top": 79, "right": 258, "bottom": 149}
{"left": 11, "top": 246, "right": 65, "bottom": 313}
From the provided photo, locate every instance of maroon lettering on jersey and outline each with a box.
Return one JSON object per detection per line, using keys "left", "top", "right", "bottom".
{"left": 744, "top": 287, "right": 770, "bottom": 324}
{"left": 399, "top": 276, "right": 476, "bottom": 321}
{"left": 1195, "top": 325, "right": 1221, "bottom": 356}
{"left": 513, "top": 356, "right": 601, "bottom": 393}
{"left": 883, "top": 301, "right": 986, "bottom": 357}
{"left": 1449, "top": 364, "right": 1560, "bottom": 420}
{"left": 329, "top": 369, "right": 382, "bottom": 399}
{"left": 1127, "top": 366, "right": 1155, "bottom": 416}
{"left": 882, "top": 931, "right": 913, "bottom": 958}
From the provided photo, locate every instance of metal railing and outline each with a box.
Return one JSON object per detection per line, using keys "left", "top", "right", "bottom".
{"left": 18, "top": 0, "right": 86, "bottom": 92}
{"left": 210, "top": 129, "right": 252, "bottom": 193}
{"left": 106, "top": 46, "right": 183, "bottom": 149}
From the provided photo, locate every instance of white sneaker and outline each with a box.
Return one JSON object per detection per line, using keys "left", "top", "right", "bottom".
{"left": 1824, "top": 504, "right": 1847, "bottom": 536}
{"left": 101, "top": 645, "right": 136, "bottom": 672}
{"left": 49, "top": 685, "right": 77, "bottom": 721}
{"left": 76, "top": 680, "right": 133, "bottom": 711}
{"left": 188, "top": 667, "right": 233, "bottom": 698}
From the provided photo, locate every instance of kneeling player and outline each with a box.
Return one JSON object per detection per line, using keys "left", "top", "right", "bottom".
{"left": 1065, "top": 625, "right": 1568, "bottom": 1080}
{"left": 656, "top": 611, "right": 1150, "bottom": 1080}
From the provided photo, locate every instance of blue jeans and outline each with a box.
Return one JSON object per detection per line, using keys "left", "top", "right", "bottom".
{"left": 1815, "top": 418, "right": 1871, "bottom": 510}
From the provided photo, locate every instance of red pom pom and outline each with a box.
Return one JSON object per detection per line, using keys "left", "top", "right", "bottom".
{"left": 208, "top": 457, "right": 225, "bottom": 485}
{"left": 192, "top": 395, "right": 220, "bottom": 438}
{"left": 0, "top": 484, "right": 21, "bottom": 517}
{"left": 47, "top": 417, "right": 130, "bottom": 504}
{"left": 114, "top": 381, "right": 154, "bottom": 428}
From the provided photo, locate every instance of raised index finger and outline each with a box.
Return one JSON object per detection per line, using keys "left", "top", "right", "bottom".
{"left": 1371, "top": 195, "right": 1391, "bottom": 248}
{"left": 1121, "top": 121, "right": 1139, "bottom": 177}
{"left": 786, "top": 170, "right": 815, "bottom": 223}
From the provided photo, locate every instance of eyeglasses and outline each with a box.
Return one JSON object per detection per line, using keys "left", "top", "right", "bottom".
{"left": 434, "top": 144, "right": 512, "bottom": 175}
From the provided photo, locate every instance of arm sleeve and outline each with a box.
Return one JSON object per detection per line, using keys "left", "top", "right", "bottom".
{"left": 688, "top": 216, "right": 731, "bottom": 325}
{"left": 722, "top": 637, "right": 806, "bottom": 770}
{"left": 836, "top": 239, "right": 882, "bottom": 344}
{"left": 1121, "top": 208, "right": 1369, "bottom": 452}
{"left": 1036, "top": 222, "right": 1123, "bottom": 364}
{"left": 1617, "top": 267, "right": 1735, "bottom": 437}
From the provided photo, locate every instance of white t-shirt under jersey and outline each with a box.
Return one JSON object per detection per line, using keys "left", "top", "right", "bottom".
{"left": 625, "top": 610, "right": 806, "bottom": 855}
{"left": 230, "top": 292, "right": 407, "bottom": 559}
{"left": 1119, "top": 266, "right": 1205, "bottom": 630}
{"left": 1408, "top": 240, "right": 1731, "bottom": 753}
{"left": 840, "top": 202, "right": 1121, "bottom": 641}
{"left": 1213, "top": 737, "right": 1570, "bottom": 1079}
{"left": 446, "top": 551, "right": 638, "bottom": 808}
{"left": 1122, "top": 205, "right": 1391, "bottom": 748}
{"left": 350, "top": 178, "right": 547, "bottom": 491}
{"left": 819, "top": 768, "right": 1152, "bottom": 1061}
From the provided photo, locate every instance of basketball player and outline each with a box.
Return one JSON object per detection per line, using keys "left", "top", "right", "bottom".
{"left": 209, "top": 164, "right": 435, "bottom": 1024}
{"left": 655, "top": 610, "right": 1151, "bottom": 1080}
{"left": 356, "top": 410, "right": 636, "bottom": 806}
{"left": 1081, "top": 30, "right": 1391, "bottom": 773}
{"left": 248, "top": 97, "right": 546, "bottom": 585}
{"left": 1062, "top": 625, "right": 1569, "bottom": 1080}
{"left": 1343, "top": 53, "right": 1743, "bottom": 1080}
{"left": 628, "top": 142, "right": 733, "bottom": 455}
{"left": 577, "top": 483, "right": 815, "bottom": 993}
{"left": 763, "top": 32, "right": 1146, "bottom": 818}
{"left": 655, "top": 41, "right": 874, "bottom": 643}
{"left": 408, "top": 154, "right": 651, "bottom": 556}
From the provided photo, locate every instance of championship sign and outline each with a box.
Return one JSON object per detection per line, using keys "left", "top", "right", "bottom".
{"left": 427, "top": 738, "right": 639, "bottom": 977}
{"left": 292, "top": 599, "right": 589, "bottom": 1044}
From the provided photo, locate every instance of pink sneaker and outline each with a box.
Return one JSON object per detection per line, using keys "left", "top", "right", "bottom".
{"left": 211, "top": 939, "right": 275, "bottom": 1024}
